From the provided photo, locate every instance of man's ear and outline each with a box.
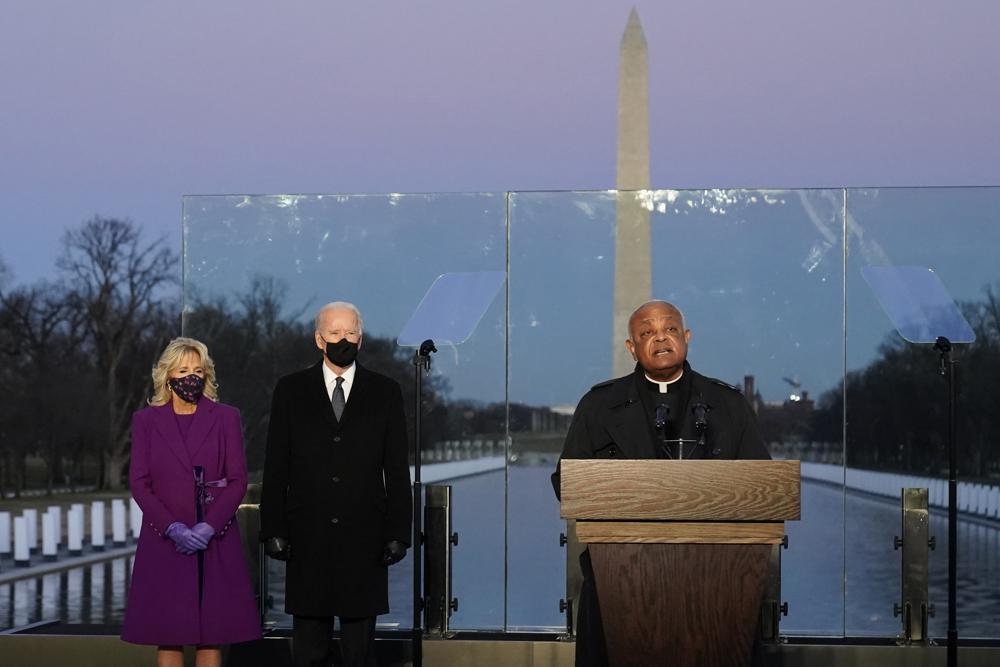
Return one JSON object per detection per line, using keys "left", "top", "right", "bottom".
{"left": 315, "top": 331, "right": 325, "bottom": 351}
{"left": 624, "top": 338, "right": 636, "bottom": 360}
{"left": 684, "top": 329, "right": 692, "bottom": 344}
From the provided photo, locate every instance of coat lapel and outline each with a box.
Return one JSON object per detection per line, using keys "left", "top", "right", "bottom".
{"left": 151, "top": 404, "right": 192, "bottom": 468}
{"left": 337, "top": 363, "right": 368, "bottom": 427}
{"left": 186, "top": 398, "right": 218, "bottom": 460}
{"left": 307, "top": 361, "right": 339, "bottom": 432}
{"left": 604, "top": 375, "right": 655, "bottom": 459}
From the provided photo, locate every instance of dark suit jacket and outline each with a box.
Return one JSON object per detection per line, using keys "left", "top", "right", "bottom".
{"left": 260, "top": 360, "right": 412, "bottom": 617}
{"left": 553, "top": 363, "right": 770, "bottom": 497}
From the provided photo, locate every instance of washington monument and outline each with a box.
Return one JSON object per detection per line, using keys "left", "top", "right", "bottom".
{"left": 612, "top": 8, "right": 652, "bottom": 376}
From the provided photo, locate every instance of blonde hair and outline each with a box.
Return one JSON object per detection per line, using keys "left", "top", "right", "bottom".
{"left": 149, "top": 337, "right": 220, "bottom": 406}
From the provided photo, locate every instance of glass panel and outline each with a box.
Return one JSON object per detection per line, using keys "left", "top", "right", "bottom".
{"left": 658, "top": 189, "right": 847, "bottom": 636}
{"left": 181, "top": 193, "right": 507, "bottom": 630}
{"left": 508, "top": 191, "right": 619, "bottom": 631}
{"left": 11, "top": 187, "right": 1000, "bottom": 639}
{"left": 508, "top": 189, "right": 847, "bottom": 635}
{"left": 844, "top": 187, "right": 1000, "bottom": 638}
{"left": 163, "top": 185, "right": 1000, "bottom": 641}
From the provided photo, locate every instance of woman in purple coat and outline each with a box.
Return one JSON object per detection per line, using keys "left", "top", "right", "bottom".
{"left": 122, "top": 337, "right": 261, "bottom": 666}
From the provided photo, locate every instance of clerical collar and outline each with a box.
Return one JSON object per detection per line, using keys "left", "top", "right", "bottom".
{"left": 645, "top": 370, "right": 683, "bottom": 394}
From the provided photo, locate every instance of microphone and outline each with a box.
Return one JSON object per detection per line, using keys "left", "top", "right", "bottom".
{"left": 692, "top": 402, "right": 718, "bottom": 455}
{"left": 692, "top": 402, "right": 711, "bottom": 433}
{"left": 414, "top": 339, "right": 437, "bottom": 373}
{"left": 654, "top": 403, "right": 669, "bottom": 431}
{"left": 654, "top": 403, "right": 671, "bottom": 459}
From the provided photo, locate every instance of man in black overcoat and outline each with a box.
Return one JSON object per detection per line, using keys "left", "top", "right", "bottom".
{"left": 261, "top": 301, "right": 412, "bottom": 667}
{"left": 552, "top": 300, "right": 770, "bottom": 667}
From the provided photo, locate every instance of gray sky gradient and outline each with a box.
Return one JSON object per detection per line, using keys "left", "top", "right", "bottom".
{"left": 3, "top": 1, "right": 999, "bottom": 280}
{"left": 2, "top": 2, "right": 999, "bottom": 388}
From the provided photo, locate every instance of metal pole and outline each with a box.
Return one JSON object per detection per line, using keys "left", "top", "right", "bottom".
{"left": 935, "top": 336, "right": 957, "bottom": 667}
{"left": 412, "top": 352, "right": 424, "bottom": 667}
{"left": 411, "top": 339, "right": 435, "bottom": 667}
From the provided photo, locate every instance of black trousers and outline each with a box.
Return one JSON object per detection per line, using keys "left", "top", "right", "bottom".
{"left": 292, "top": 615, "right": 377, "bottom": 667}
{"left": 575, "top": 549, "right": 609, "bottom": 667}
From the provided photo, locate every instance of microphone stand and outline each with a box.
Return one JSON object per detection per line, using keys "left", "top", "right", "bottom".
{"left": 692, "top": 402, "right": 719, "bottom": 456}
{"left": 662, "top": 439, "right": 701, "bottom": 460}
{"left": 654, "top": 404, "right": 671, "bottom": 459}
{"left": 935, "top": 337, "right": 958, "bottom": 667}
{"left": 657, "top": 403, "right": 711, "bottom": 460}
{"left": 411, "top": 339, "right": 436, "bottom": 667}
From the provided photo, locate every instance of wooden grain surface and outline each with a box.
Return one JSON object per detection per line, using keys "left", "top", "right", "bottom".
{"left": 575, "top": 520, "right": 785, "bottom": 544}
{"left": 560, "top": 459, "right": 800, "bottom": 521}
{"left": 591, "top": 543, "right": 770, "bottom": 667}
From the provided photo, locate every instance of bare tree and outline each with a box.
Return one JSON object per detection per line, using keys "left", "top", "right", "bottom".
{"left": 184, "top": 274, "right": 452, "bottom": 473}
{"left": 810, "top": 283, "right": 1000, "bottom": 479}
{"left": 58, "top": 217, "right": 179, "bottom": 490}
{"left": 185, "top": 276, "right": 316, "bottom": 471}
{"left": 0, "top": 260, "right": 16, "bottom": 497}
{"left": 0, "top": 281, "right": 88, "bottom": 494}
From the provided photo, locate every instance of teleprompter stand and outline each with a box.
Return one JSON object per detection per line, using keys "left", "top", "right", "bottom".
{"left": 397, "top": 271, "right": 505, "bottom": 667}
{"left": 863, "top": 266, "right": 976, "bottom": 667}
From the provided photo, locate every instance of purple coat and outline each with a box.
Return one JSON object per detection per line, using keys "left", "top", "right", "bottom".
{"left": 121, "top": 400, "right": 261, "bottom": 646}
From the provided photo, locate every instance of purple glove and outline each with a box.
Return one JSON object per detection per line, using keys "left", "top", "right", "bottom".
{"left": 190, "top": 522, "right": 216, "bottom": 545}
{"left": 165, "top": 522, "right": 208, "bottom": 554}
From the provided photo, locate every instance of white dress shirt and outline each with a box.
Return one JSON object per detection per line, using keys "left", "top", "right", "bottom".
{"left": 322, "top": 361, "right": 356, "bottom": 404}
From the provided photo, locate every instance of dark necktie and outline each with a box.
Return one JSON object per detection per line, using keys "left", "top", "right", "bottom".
{"left": 332, "top": 376, "right": 346, "bottom": 421}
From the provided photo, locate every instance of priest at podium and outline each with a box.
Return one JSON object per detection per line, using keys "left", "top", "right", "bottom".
{"left": 552, "top": 300, "right": 770, "bottom": 667}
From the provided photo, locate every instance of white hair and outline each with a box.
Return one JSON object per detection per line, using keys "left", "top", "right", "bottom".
{"left": 627, "top": 300, "right": 686, "bottom": 339}
{"left": 314, "top": 301, "right": 364, "bottom": 333}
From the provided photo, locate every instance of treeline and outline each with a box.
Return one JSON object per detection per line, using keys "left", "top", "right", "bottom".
{"left": 0, "top": 216, "right": 453, "bottom": 496}
{"left": 806, "top": 284, "right": 1000, "bottom": 479}
{"left": 7, "top": 216, "right": 998, "bottom": 495}
{"left": 182, "top": 275, "right": 451, "bottom": 473}
{"left": 0, "top": 217, "right": 176, "bottom": 495}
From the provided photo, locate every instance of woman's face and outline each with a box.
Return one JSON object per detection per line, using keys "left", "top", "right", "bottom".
{"left": 170, "top": 351, "right": 205, "bottom": 380}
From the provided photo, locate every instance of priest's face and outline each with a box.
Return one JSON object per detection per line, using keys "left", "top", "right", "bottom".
{"left": 625, "top": 302, "right": 691, "bottom": 382}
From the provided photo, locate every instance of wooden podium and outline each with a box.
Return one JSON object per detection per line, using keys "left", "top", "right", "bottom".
{"left": 560, "top": 460, "right": 800, "bottom": 667}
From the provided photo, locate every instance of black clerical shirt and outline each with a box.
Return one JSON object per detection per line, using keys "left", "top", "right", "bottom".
{"left": 634, "top": 363, "right": 694, "bottom": 457}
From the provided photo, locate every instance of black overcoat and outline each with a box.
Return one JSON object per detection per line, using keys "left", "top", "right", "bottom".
{"left": 552, "top": 362, "right": 770, "bottom": 495}
{"left": 260, "top": 361, "right": 412, "bottom": 617}
{"left": 552, "top": 362, "right": 770, "bottom": 667}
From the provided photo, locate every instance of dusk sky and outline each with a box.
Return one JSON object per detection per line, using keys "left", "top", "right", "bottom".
{"left": 2, "top": 1, "right": 999, "bottom": 284}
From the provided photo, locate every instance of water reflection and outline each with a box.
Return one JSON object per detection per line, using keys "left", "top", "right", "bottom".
{"left": 2, "top": 475, "right": 998, "bottom": 638}
{"left": 262, "top": 470, "right": 1000, "bottom": 637}
{"left": 0, "top": 556, "right": 132, "bottom": 630}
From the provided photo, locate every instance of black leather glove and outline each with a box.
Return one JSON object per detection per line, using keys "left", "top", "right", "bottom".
{"left": 383, "top": 540, "right": 407, "bottom": 566}
{"left": 264, "top": 537, "right": 291, "bottom": 561}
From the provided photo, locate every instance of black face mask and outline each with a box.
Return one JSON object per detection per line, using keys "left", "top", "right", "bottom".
{"left": 325, "top": 338, "right": 359, "bottom": 367}
{"left": 168, "top": 373, "right": 206, "bottom": 404}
